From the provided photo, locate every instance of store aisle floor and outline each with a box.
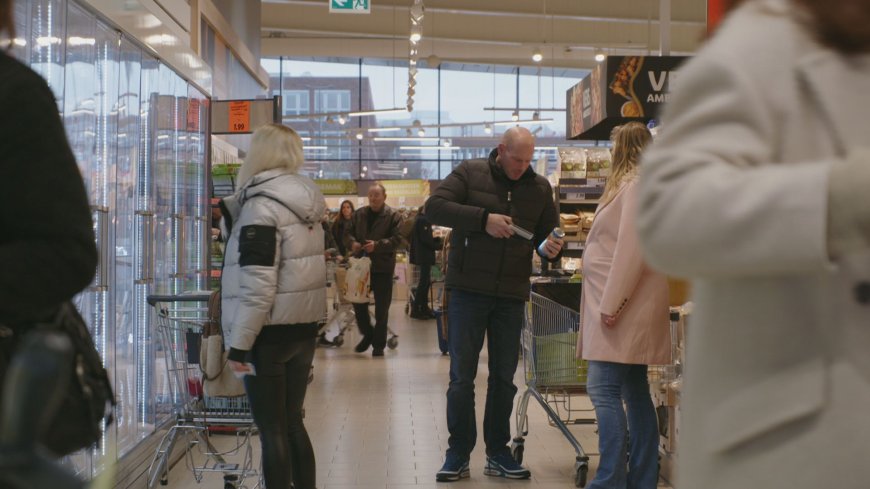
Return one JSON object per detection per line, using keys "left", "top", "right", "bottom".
{"left": 165, "top": 301, "right": 673, "bottom": 489}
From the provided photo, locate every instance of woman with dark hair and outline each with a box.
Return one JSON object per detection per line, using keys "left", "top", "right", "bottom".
{"left": 331, "top": 199, "right": 355, "bottom": 257}
{"left": 638, "top": 1, "right": 870, "bottom": 488}
{"left": 579, "top": 122, "right": 669, "bottom": 489}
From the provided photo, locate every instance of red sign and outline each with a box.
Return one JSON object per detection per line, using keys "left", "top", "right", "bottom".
{"left": 228, "top": 101, "right": 251, "bottom": 133}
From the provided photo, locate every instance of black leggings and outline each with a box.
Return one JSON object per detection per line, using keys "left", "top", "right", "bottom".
{"left": 244, "top": 336, "right": 316, "bottom": 489}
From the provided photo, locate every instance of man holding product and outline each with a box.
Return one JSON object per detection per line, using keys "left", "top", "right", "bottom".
{"left": 344, "top": 182, "right": 403, "bottom": 357}
{"left": 425, "top": 127, "right": 563, "bottom": 481}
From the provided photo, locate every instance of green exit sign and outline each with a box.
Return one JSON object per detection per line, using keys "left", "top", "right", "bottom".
{"left": 330, "top": 0, "right": 370, "bottom": 14}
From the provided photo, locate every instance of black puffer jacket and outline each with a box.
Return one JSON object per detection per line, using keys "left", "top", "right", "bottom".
{"left": 344, "top": 205, "right": 404, "bottom": 274}
{"left": 425, "top": 149, "right": 559, "bottom": 300}
{"left": 0, "top": 52, "right": 97, "bottom": 320}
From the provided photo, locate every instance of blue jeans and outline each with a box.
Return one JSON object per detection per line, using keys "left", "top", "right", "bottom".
{"left": 586, "top": 361, "right": 659, "bottom": 489}
{"left": 445, "top": 289, "right": 525, "bottom": 459}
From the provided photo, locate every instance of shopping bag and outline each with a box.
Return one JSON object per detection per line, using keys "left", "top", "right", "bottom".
{"left": 199, "top": 290, "right": 246, "bottom": 398}
{"left": 344, "top": 256, "right": 372, "bottom": 304}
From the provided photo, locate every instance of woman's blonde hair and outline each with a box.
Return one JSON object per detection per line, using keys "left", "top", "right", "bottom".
{"left": 598, "top": 122, "right": 652, "bottom": 209}
{"left": 237, "top": 123, "right": 304, "bottom": 185}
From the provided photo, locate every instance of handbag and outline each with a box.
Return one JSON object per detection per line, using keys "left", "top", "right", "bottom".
{"left": 199, "top": 290, "right": 245, "bottom": 398}
{"left": 24, "top": 302, "right": 116, "bottom": 456}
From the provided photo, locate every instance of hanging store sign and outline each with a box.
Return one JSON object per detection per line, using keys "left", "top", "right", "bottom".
{"left": 375, "top": 179, "right": 430, "bottom": 199}
{"left": 212, "top": 96, "right": 282, "bottom": 135}
{"left": 329, "top": 0, "right": 370, "bottom": 14}
{"left": 567, "top": 56, "right": 689, "bottom": 140}
{"left": 316, "top": 179, "right": 358, "bottom": 195}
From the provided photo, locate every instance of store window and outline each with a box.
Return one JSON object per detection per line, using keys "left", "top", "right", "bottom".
{"left": 315, "top": 89, "right": 351, "bottom": 113}
{"left": 283, "top": 89, "right": 310, "bottom": 115}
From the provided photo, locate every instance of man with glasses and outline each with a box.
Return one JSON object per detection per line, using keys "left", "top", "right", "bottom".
{"left": 425, "top": 127, "right": 563, "bottom": 481}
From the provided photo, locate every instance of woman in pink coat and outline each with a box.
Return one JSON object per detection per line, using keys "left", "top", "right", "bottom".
{"left": 579, "top": 122, "right": 670, "bottom": 489}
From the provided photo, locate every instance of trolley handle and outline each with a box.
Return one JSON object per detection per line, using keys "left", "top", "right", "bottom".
{"left": 147, "top": 293, "right": 212, "bottom": 306}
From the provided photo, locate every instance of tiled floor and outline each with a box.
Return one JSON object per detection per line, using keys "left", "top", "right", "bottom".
{"left": 165, "top": 301, "right": 673, "bottom": 489}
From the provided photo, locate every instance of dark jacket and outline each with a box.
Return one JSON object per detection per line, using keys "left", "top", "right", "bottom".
{"left": 0, "top": 52, "right": 97, "bottom": 320}
{"left": 410, "top": 213, "right": 436, "bottom": 267}
{"left": 425, "top": 149, "right": 559, "bottom": 301}
{"left": 331, "top": 217, "right": 352, "bottom": 256}
{"left": 344, "top": 205, "right": 403, "bottom": 274}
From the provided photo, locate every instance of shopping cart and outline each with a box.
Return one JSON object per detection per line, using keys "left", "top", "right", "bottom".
{"left": 318, "top": 262, "right": 398, "bottom": 349}
{"left": 402, "top": 263, "right": 444, "bottom": 316}
{"left": 146, "top": 294, "right": 260, "bottom": 489}
{"left": 512, "top": 292, "right": 593, "bottom": 488}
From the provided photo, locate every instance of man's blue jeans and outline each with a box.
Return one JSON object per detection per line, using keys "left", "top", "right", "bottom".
{"left": 586, "top": 361, "right": 659, "bottom": 489}
{"left": 445, "top": 289, "right": 525, "bottom": 460}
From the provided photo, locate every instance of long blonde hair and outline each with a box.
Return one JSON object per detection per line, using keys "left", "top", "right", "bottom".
{"left": 597, "top": 122, "right": 652, "bottom": 209}
{"left": 237, "top": 123, "right": 304, "bottom": 186}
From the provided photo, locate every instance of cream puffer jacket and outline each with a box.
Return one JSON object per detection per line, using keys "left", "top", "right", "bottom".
{"left": 219, "top": 168, "right": 327, "bottom": 360}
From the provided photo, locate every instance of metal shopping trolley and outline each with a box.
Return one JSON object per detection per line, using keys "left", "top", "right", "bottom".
{"left": 402, "top": 263, "right": 444, "bottom": 316}
{"left": 146, "top": 294, "right": 260, "bottom": 489}
{"left": 319, "top": 262, "right": 398, "bottom": 349}
{"left": 512, "top": 292, "right": 594, "bottom": 488}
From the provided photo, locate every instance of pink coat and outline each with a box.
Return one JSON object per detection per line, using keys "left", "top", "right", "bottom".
{"left": 578, "top": 178, "right": 670, "bottom": 365}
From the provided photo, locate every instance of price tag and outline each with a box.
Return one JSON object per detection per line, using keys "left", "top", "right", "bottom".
{"left": 228, "top": 101, "right": 251, "bottom": 133}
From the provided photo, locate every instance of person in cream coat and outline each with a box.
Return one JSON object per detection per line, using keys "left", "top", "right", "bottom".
{"left": 579, "top": 122, "right": 670, "bottom": 489}
{"left": 637, "top": 1, "right": 870, "bottom": 488}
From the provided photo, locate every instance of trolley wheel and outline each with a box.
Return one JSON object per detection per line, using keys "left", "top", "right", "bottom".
{"left": 387, "top": 336, "right": 399, "bottom": 349}
{"left": 510, "top": 443, "right": 524, "bottom": 464}
{"left": 333, "top": 334, "right": 345, "bottom": 347}
{"left": 575, "top": 464, "right": 588, "bottom": 488}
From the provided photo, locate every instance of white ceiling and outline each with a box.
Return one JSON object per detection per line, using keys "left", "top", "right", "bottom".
{"left": 261, "top": 0, "right": 707, "bottom": 70}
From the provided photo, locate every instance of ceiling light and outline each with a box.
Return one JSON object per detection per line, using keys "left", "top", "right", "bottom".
{"left": 360, "top": 172, "right": 366, "bottom": 178}
{"left": 400, "top": 145, "right": 462, "bottom": 151}
{"left": 410, "top": 25, "right": 422, "bottom": 43}
{"left": 594, "top": 49, "right": 606, "bottom": 62}
{"left": 363, "top": 166, "right": 368, "bottom": 171}
{"left": 426, "top": 54, "right": 441, "bottom": 68}
{"left": 417, "top": 128, "right": 426, "bottom": 137}
{"left": 484, "top": 123, "right": 493, "bottom": 134}
{"left": 511, "top": 111, "right": 520, "bottom": 122}
{"left": 374, "top": 136, "right": 439, "bottom": 142}
{"left": 493, "top": 118, "right": 555, "bottom": 126}
{"left": 403, "top": 167, "right": 409, "bottom": 175}
{"left": 366, "top": 127, "right": 402, "bottom": 133}
{"left": 338, "top": 114, "right": 347, "bottom": 125}
{"left": 355, "top": 132, "right": 364, "bottom": 140}
{"left": 410, "top": 58, "right": 417, "bottom": 66}
{"left": 442, "top": 139, "right": 452, "bottom": 147}
{"left": 348, "top": 108, "right": 408, "bottom": 117}
{"left": 532, "top": 48, "right": 543, "bottom": 63}
{"left": 410, "top": 3, "right": 425, "bottom": 23}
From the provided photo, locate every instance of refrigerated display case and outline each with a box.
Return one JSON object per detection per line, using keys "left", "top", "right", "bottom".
{"left": 11, "top": 0, "right": 213, "bottom": 476}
